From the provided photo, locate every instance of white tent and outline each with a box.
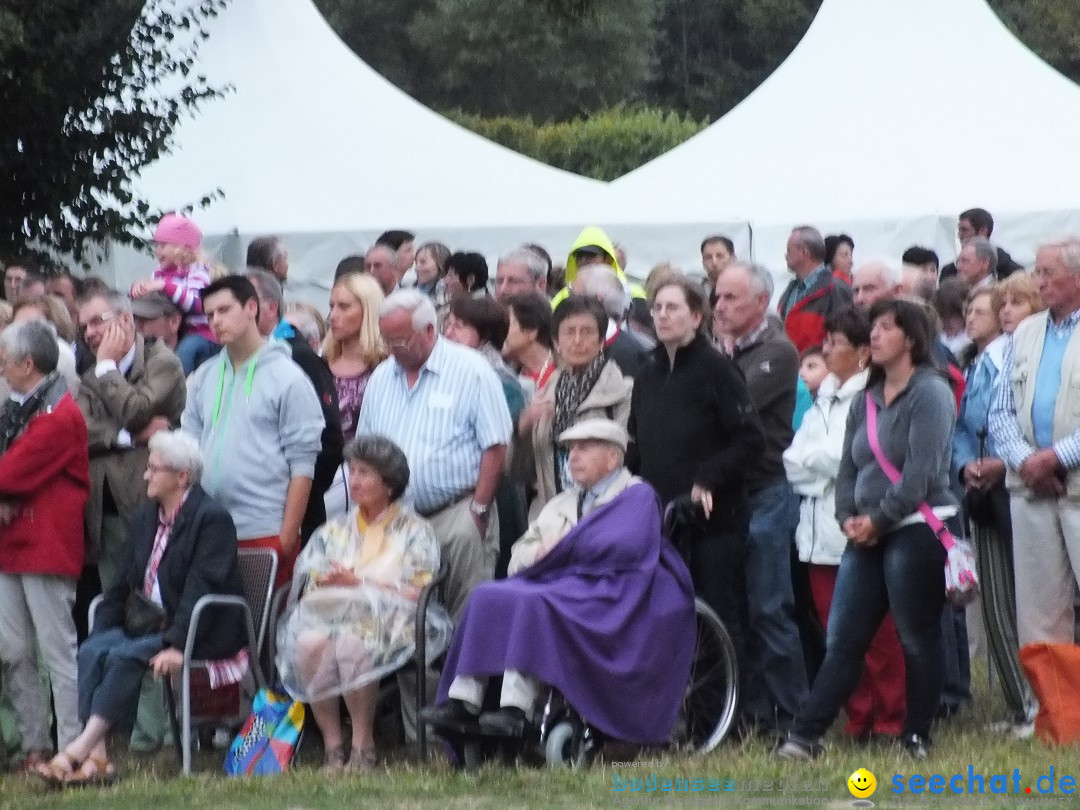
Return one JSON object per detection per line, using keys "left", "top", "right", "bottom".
{"left": 609, "top": 0, "right": 1080, "bottom": 277}
{"left": 101, "top": 0, "right": 629, "bottom": 298}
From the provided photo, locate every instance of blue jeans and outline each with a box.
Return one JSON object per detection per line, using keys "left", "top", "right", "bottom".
{"left": 78, "top": 627, "right": 166, "bottom": 727}
{"left": 742, "top": 480, "right": 807, "bottom": 729}
{"left": 175, "top": 333, "right": 219, "bottom": 375}
{"left": 794, "top": 522, "right": 947, "bottom": 740}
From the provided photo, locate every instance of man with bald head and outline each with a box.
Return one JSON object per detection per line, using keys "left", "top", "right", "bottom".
{"left": 851, "top": 258, "right": 902, "bottom": 313}
{"left": 715, "top": 261, "right": 808, "bottom": 734}
{"left": 778, "top": 225, "right": 852, "bottom": 352}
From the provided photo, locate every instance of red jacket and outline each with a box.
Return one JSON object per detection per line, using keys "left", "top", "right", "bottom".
{"left": 0, "top": 392, "right": 90, "bottom": 578}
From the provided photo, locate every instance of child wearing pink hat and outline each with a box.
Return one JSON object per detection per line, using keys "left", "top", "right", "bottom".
{"left": 131, "top": 213, "right": 218, "bottom": 373}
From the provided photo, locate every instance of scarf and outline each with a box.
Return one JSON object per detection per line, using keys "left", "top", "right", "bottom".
{"left": 552, "top": 353, "right": 606, "bottom": 440}
{"left": 0, "top": 371, "right": 61, "bottom": 454}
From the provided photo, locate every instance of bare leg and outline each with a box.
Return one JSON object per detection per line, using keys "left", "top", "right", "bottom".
{"left": 310, "top": 697, "right": 346, "bottom": 770}
{"left": 293, "top": 630, "right": 336, "bottom": 698}
{"left": 342, "top": 683, "right": 379, "bottom": 755}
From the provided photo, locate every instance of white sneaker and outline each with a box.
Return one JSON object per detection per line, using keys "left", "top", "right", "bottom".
{"left": 1012, "top": 721, "right": 1035, "bottom": 740}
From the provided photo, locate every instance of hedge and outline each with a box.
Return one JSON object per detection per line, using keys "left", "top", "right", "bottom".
{"left": 442, "top": 107, "right": 709, "bottom": 181}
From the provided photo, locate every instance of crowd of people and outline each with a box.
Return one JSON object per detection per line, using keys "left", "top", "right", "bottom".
{"left": 0, "top": 203, "right": 1078, "bottom": 782}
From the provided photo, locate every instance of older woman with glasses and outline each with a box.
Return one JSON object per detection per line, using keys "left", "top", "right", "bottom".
{"left": 276, "top": 435, "right": 451, "bottom": 772}
{"left": 36, "top": 430, "right": 245, "bottom": 786}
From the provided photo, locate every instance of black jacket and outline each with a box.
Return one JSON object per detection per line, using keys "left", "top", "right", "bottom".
{"left": 628, "top": 334, "right": 765, "bottom": 528}
{"left": 285, "top": 330, "right": 343, "bottom": 540}
{"left": 605, "top": 328, "right": 648, "bottom": 379}
{"left": 731, "top": 317, "right": 799, "bottom": 494}
{"left": 94, "top": 484, "right": 246, "bottom": 659}
{"left": 939, "top": 246, "right": 1023, "bottom": 282}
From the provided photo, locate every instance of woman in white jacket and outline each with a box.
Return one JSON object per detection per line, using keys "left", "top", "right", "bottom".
{"left": 783, "top": 307, "right": 906, "bottom": 741}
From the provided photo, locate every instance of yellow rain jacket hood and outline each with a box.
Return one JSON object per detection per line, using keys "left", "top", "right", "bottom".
{"left": 553, "top": 226, "right": 644, "bottom": 309}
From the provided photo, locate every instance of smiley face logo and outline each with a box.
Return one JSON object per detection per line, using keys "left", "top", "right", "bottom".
{"left": 848, "top": 768, "right": 877, "bottom": 799}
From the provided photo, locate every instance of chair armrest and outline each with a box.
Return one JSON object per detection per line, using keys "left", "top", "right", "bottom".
{"left": 184, "top": 594, "right": 265, "bottom": 689}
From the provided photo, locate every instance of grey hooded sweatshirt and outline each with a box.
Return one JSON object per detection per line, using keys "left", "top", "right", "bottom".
{"left": 181, "top": 340, "right": 324, "bottom": 540}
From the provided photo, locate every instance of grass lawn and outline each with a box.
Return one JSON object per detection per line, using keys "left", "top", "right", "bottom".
{"left": 2, "top": 663, "right": 1075, "bottom": 809}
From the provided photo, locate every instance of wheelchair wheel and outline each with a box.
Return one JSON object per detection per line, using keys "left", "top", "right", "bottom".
{"left": 544, "top": 720, "right": 590, "bottom": 768}
{"left": 673, "top": 598, "right": 738, "bottom": 754}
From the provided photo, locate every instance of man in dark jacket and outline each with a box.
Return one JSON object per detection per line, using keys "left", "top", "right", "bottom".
{"left": 245, "top": 269, "right": 343, "bottom": 542}
{"left": 939, "top": 207, "right": 1023, "bottom": 282}
{"left": 778, "top": 226, "right": 852, "bottom": 353}
{"left": 715, "top": 261, "right": 809, "bottom": 735}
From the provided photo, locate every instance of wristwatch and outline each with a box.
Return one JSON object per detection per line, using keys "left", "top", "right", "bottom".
{"left": 469, "top": 500, "right": 490, "bottom": 518}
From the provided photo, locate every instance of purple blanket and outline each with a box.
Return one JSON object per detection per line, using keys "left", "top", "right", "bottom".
{"left": 437, "top": 481, "right": 696, "bottom": 744}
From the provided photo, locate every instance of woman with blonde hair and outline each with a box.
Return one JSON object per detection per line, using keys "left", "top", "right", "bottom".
{"left": 996, "top": 270, "right": 1045, "bottom": 336}
{"left": 11, "top": 294, "right": 79, "bottom": 392}
{"left": 323, "top": 272, "right": 387, "bottom": 518}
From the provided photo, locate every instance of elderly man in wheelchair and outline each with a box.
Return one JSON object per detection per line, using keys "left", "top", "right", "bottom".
{"left": 421, "top": 418, "right": 697, "bottom": 754}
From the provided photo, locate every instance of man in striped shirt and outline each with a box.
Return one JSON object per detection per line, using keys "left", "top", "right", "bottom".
{"left": 358, "top": 289, "right": 512, "bottom": 620}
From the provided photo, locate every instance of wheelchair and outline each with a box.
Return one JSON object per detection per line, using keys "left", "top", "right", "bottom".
{"left": 436, "top": 597, "right": 739, "bottom": 769}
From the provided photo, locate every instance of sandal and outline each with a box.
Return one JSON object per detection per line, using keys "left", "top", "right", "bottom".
{"left": 322, "top": 744, "right": 346, "bottom": 772}
{"left": 33, "top": 751, "right": 79, "bottom": 786}
{"left": 345, "top": 748, "right": 376, "bottom": 772}
{"left": 63, "top": 756, "right": 118, "bottom": 788}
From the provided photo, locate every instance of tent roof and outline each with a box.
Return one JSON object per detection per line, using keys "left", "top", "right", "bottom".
{"left": 609, "top": 0, "right": 1080, "bottom": 227}
{"left": 133, "top": 0, "right": 606, "bottom": 236}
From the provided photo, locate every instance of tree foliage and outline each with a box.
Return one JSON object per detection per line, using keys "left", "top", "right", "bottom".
{"left": 0, "top": 0, "right": 227, "bottom": 265}
{"left": 409, "top": 0, "right": 659, "bottom": 120}
{"left": 989, "top": 0, "right": 1080, "bottom": 86}
{"left": 445, "top": 106, "right": 708, "bottom": 180}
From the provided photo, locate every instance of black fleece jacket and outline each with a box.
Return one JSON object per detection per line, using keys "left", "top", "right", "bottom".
{"left": 628, "top": 333, "right": 765, "bottom": 522}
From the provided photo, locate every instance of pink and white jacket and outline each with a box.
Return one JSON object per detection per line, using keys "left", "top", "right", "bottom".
{"left": 152, "top": 262, "right": 213, "bottom": 341}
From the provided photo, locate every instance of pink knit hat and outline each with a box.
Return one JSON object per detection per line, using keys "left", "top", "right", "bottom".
{"left": 153, "top": 213, "right": 202, "bottom": 249}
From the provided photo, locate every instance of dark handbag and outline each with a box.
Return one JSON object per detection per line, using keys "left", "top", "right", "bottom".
{"left": 124, "top": 590, "right": 167, "bottom": 637}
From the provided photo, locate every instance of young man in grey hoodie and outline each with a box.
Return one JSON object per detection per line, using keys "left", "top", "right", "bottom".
{"left": 181, "top": 275, "right": 324, "bottom": 586}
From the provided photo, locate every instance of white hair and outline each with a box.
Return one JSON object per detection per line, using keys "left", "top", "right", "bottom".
{"left": 726, "top": 261, "right": 774, "bottom": 299}
{"left": 379, "top": 288, "right": 438, "bottom": 330}
{"left": 575, "top": 264, "right": 629, "bottom": 320}
{"left": 366, "top": 243, "right": 399, "bottom": 268}
{"left": 1041, "top": 236, "right": 1080, "bottom": 274}
{"left": 498, "top": 248, "right": 546, "bottom": 283}
{"left": 853, "top": 257, "right": 902, "bottom": 287}
{"left": 148, "top": 430, "right": 203, "bottom": 484}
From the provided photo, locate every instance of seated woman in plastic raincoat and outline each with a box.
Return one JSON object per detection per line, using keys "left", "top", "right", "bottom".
{"left": 276, "top": 435, "right": 451, "bottom": 772}
{"left": 421, "top": 418, "right": 695, "bottom": 744}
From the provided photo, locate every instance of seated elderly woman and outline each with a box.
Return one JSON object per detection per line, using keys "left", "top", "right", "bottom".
{"left": 36, "top": 430, "right": 245, "bottom": 786}
{"left": 0, "top": 320, "right": 88, "bottom": 774}
{"left": 421, "top": 418, "right": 695, "bottom": 743}
{"left": 276, "top": 435, "right": 451, "bottom": 772}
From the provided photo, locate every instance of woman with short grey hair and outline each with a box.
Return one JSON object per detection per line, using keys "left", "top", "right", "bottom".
{"left": 277, "top": 433, "right": 451, "bottom": 772}
{"left": 147, "top": 430, "right": 203, "bottom": 485}
{"left": 0, "top": 318, "right": 88, "bottom": 776}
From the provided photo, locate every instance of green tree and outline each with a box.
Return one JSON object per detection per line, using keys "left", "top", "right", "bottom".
{"left": 408, "top": 0, "right": 659, "bottom": 120}
{"left": 989, "top": 0, "right": 1080, "bottom": 85}
{"left": 649, "top": 0, "right": 820, "bottom": 119}
{"left": 0, "top": 0, "right": 227, "bottom": 264}
{"left": 313, "top": 0, "right": 430, "bottom": 97}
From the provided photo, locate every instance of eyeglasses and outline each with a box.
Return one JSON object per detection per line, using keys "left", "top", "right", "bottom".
{"left": 383, "top": 333, "right": 417, "bottom": 351}
{"left": 145, "top": 462, "right": 177, "bottom": 475}
{"left": 79, "top": 310, "right": 119, "bottom": 333}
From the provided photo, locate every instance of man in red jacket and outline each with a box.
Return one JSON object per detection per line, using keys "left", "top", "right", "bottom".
{"left": 0, "top": 319, "right": 90, "bottom": 770}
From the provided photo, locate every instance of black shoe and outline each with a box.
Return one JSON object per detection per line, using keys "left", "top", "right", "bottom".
{"left": 477, "top": 706, "right": 534, "bottom": 737}
{"left": 775, "top": 731, "right": 823, "bottom": 760}
{"left": 900, "top": 733, "right": 931, "bottom": 759}
{"left": 419, "top": 699, "right": 479, "bottom": 730}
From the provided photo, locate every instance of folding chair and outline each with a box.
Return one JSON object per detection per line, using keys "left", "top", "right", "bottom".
{"left": 167, "top": 547, "right": 277, "bottom": 774}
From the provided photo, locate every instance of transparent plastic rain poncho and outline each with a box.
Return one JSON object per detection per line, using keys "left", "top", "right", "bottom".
{"left": 275, "top": 505, "right": 453, "bottom": 703}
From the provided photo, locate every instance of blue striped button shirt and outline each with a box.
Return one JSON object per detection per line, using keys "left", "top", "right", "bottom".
{"left": 357, "top": 337, "right": 513, "bottom": 514}
{"left": 989, "top": 309, "right": 1080, "bottom": 471}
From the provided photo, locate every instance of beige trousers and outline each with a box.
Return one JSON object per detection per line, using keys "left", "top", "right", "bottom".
{"left": 1010, "top": 496, "right": 1080, "bottom": 646}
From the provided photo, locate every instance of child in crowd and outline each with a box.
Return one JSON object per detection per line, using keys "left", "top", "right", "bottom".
{"left": 799, "top": 346, "right": 828, "bottom": 398}
{"left": 131, "top": 213, "right": 218, "bottom": 374}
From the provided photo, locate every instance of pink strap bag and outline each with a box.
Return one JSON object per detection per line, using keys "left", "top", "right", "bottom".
{"left": 864, "top": 391, "right": 979, "bottom": 606}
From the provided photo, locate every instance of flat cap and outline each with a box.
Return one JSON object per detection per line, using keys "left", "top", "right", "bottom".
{"left": 557, "top": 418, "right": 628, "bottom": 451}
{"left": 130, "top": 291, "right": 181, "bottom": 319}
